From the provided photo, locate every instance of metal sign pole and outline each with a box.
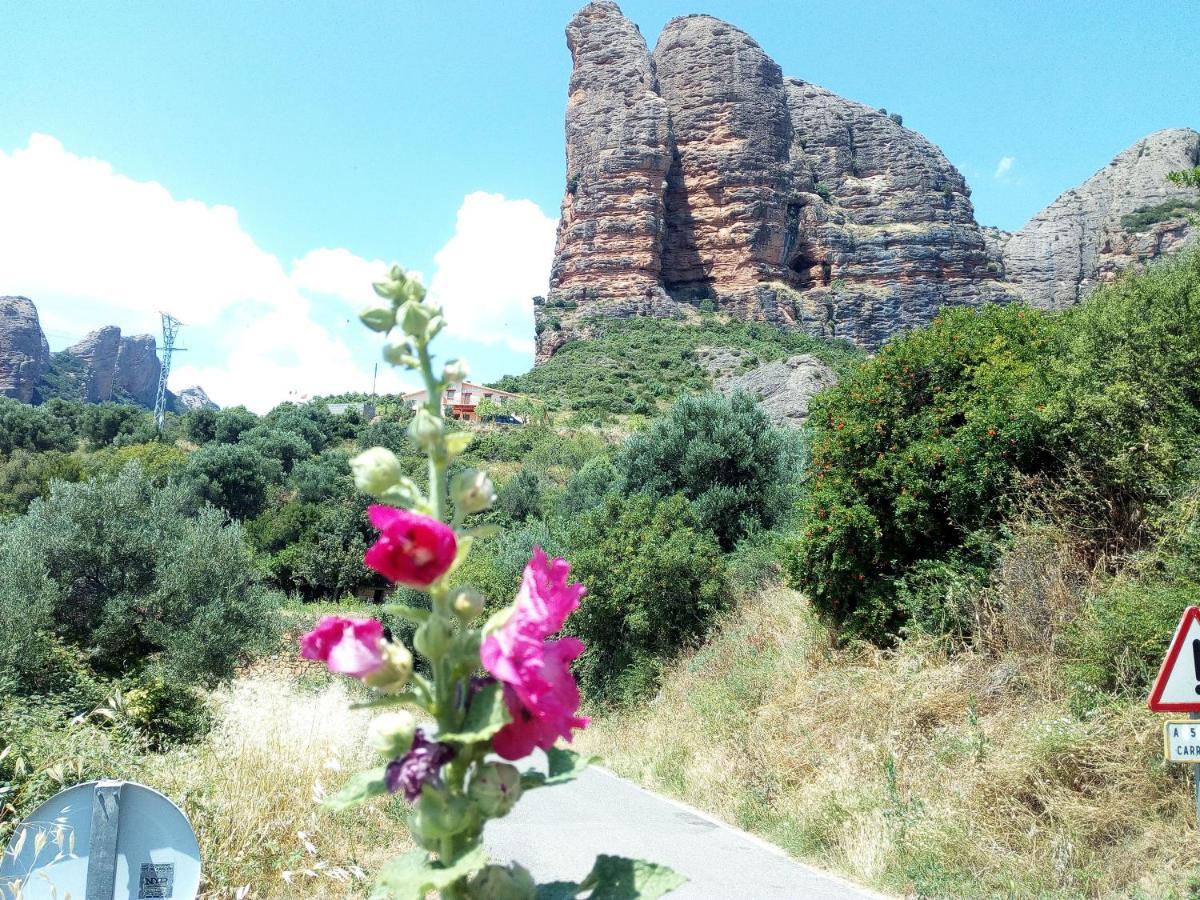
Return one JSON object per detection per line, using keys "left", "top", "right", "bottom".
{"left": 1192, "top": 713, "right": 1200, "bottom": 828}
{"left": 86, "top": 780, "right": 123, "bottom": 900}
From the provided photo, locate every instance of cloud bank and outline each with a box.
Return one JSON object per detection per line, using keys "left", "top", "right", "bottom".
{"left": 0, "top": 134, "right": 553, "bottom": 411}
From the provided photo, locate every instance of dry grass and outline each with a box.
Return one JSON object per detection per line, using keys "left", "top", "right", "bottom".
{"left": 145, "top": 674, "right": 411, "bottom": 899}
{"left": 578, "top": 585, "right": 1200, "bottom": 899}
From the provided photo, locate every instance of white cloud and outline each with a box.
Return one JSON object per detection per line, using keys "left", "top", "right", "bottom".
{"left": 0, "top": 134, "right": 417, "bottom": 412}
{"left": 426, "top": 191, "right": 556, "bottom": 355}
{"left": 994, "top": 156, "right": 1014, "bottom": 179}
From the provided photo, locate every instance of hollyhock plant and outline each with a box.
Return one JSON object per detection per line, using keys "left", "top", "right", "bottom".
{"left": 298, "top": 265, "right": 684, "bottom": 900}
{"left": 363, "top": 504, "right": 457, "bottom": 587}
{"left": 482, "top": 548, "right": 590, "bottom": 760}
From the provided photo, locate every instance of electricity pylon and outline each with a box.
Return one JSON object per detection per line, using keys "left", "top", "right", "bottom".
{"left": 154, "top": 313, "right": 186, "bottom": 433}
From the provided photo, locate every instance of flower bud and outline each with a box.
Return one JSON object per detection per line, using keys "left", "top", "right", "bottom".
{"left": 399, "top": 300, "right": 434, "bottom": 338}
{"left": 414, "top": 617, "right": 452, "bottom": 660}
{"left": 451, "top": 587, "right": 486, "bottom": 622}
{"left": 350, "top": 447, "right": 402, "bottom": 496}
{"left": 382, "top": 336, "right": 418, "bottom": 368}
{"left": 367, "top": 711, "right": 416, "bottom": 756}
{"left": 443, "top": 358, "right": 469, "bottom": 383}
{"left": 450, "top": 469, "right": 496, "bottom": 515}
{"left": 363, "top": 641, "right": 413, "bottom": 694}
{"left": 377, "top": 476, "right": 422, "bottom": 508}
{"left": 359, "top": 303, "right": 396, "bottom": 333}
{"left": 415, "top": 786, "right": 472, "bottom": 839}
{"left": 408, "top": 408, "right": 444, "bottom": 451}
{"left": 468, "top": 762, "right": 522, "bottom": 818}
{"left": 465, "top": 863, "right": 536, "bottom": 900}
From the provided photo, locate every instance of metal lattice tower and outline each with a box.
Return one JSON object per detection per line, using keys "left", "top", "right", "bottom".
{"left": 154, "top": 313, "right": 185, "bottom": 432}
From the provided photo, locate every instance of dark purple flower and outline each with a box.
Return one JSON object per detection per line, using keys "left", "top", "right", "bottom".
{"left": 385, "top": 728, "right": 456, "bottom": 801}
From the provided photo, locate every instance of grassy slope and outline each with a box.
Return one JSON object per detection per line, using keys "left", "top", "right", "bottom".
{"left": 494, "top": 316, "right": 863, "bottom": 414}
{"left": 577, "top": 586, "right": 1200, "bottom": 900}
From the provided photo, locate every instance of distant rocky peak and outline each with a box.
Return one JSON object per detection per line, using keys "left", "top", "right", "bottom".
{"left": 0, "top": 296, "right": 50, "bottom": 403}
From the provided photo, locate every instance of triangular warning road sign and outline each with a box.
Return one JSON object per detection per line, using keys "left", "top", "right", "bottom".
{"left": 1148, "top": 606, "right": 1200, "bottom": 712}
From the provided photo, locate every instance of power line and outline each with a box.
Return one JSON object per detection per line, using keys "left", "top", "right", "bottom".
{"left": 154, "top": 312, "right": 186, "bottom": 432}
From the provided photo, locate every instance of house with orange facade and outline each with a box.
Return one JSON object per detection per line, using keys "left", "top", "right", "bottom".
{"left": 401, "top": 381, "right": 522, "bottom": 422}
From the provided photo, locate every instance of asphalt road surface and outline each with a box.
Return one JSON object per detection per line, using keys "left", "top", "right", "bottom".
{"left": 485, "top": 751, "right": 887, "bottom": 899}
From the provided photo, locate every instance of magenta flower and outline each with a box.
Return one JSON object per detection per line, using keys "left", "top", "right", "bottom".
{"left": 364, "top": 505, "right": 457, "bottom": 588}
{"left": 481, "top": 547, "right": 590, "bottom": 760}
{"left": 299, "top": 616, "right": 385, "bottom": 679}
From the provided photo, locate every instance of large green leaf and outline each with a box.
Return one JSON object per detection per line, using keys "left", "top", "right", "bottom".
{"left": 369, "top": 846, "right": 487, "bottom": 900}
{"left": 380, "top": 603, "right": 430, "bottom": 624}
{"left": 521, "top": 746, "right": 597, "bottom": 790}
{"left": 534, "top": 856, "right": 685, "bottom": 899}
{"left": 323, "top": 768, "right": 388, "bottom": 812}
{"left": 580, "top": 855, "right": 686, "bottom": 899}
{"left": 439, "top": 681, "right": 512, "bottom": 743}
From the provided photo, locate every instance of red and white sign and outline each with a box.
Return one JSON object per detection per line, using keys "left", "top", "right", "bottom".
{"left": 1148, "top": 606, "right": 1200, "bottom": 713}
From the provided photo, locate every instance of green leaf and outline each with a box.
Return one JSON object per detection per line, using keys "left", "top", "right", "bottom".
{"left": 535, "top": 882, "right": 582, "bottom": 900}
{"left": 578, "top": 855, "right": 686, "bottom": 899}
{"left": 521, "top": 746, "right": 597, "bottom": 789}
{"left": 381, "top": 603, "right": 430, "bottom": 624}
{"left": 369, "top": 846, "right": 487, "bottom": 900}
{"left": 350, "top": 690, "right": 423, "bottom": 711}
{"left": 445, "top": 431, "right": 474, "bottom": 457}
{"left": 323, "top": 768, "right": 388, "bottom": 812}
{"left": 439, "top": 681, "right": 511, "bottom": 743}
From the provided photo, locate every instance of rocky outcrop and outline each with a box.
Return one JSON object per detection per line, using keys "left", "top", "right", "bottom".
{"left": 539, "top": 3, "right": 1195, "bottom": 360}
{"left": 1003, "top": 128, "right": 1200, "bottom": 309}
{"left": 712, "top": 354, "right": 837, "bottom": 428}
{"left": 63, "top": 326, "right": 122, "bottom": 403}
{"left": 175, "top": 385, "right": 217, "bottom": 411}
{"left": 115, "top": 334, "right": 162, "bottom": 407}
{"left": 539, "top": 3, "right": 1012, "bottom": 357}
{"left": 0, "top": 296, "right": 50, "bottom": 403}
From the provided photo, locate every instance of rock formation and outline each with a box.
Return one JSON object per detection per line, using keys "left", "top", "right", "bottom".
{"left": 115, "top": 334, "right": 162, "bottom": 407}
{"left": 1002, "top": 128, "right": 1200, "bottom": 309}
{"left": 175, "top": 385, "right": 218, "bottom": 411}
{"left": 64, "top": 326, "right": 122, "bottom": 403}
{"left": 713, "top": 354, "right": 837, "bottom": 428}
{"left": 538, "top": 2, "right": 1196, "bottom": 360}
{"left": 0, "top": 296, "right": 50, "bottom": 403}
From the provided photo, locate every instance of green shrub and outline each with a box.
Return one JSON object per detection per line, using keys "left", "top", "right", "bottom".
{"left": 783, "top": 304, "right": 1058, "bottom": 640}
{"left": 0, "top": 398, "right": 73, "bottom": 454}
{"left": 9, "top": 464, "right": 280, "bottom": 684}
{"left": 0, "top": 449, "right": 85, "bottom": 517}
{"left": 496, "top": 468, "right": 545, "bottom": 524}
{"left": 212, "top": 405, "right": 259, "bottom": 444}
{"left": 121, "top": 671, "right": 212, "bottom": 747}
{"left": 564, "top": 493, "right": 729, "bottom": 704}
{"left": 182, "top": 442, "right": 281, "bottom": 520}
{"left": 617, "top": 391, "right": 799, "bottom": 550}
{"left": 556, "top": 455, "right": 618, "bottom": 518}
{"left": 1067, "top": 578, "right": 1196, "bottom": 708}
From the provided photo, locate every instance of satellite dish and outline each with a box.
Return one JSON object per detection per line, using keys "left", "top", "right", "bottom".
{"left": 0, "top": 780, "right": 201, "bottom": 900}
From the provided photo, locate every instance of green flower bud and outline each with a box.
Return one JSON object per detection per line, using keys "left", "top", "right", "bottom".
{"left": 426, "top": 315, "right": 445, "bottom": 340}
{"left": 442, "top": 358, "right": 469, "bottom": 383}
{"left": 448, "top": 629, "right": 482, "bottom": 674}
{"left": 468, "top": 762, "right": 522, "bottom": 818}
{"left": 466, "top": 863, "right": 536, "bottom": 900}
{"left": 414, "top": 617, "right": 452, "bottom": 660}
{"left": 451, "top": 587, "right": 486, "bottom": 622}
{"left": 377, "top": 476, "right": 422, "bottom": 508}
{"left": 450, "top": 469, "right": 496, "bottom": 515}
{"left": 382, "top": 336, "right": 418, "bottom": 368}
{"left": 349, "top": 447, "right": 402, "bottom": 496}
{"left": 415, "top": 786, "right": 472, "bottom": 839}
{"left": 363, "top": 642, "right": 413, "bottom": 694}
{"left": 366, "top": 711, "right": 415, "bottom": 756}
{"left": 408, "top": 408, "right": 444, "bottom": 451}
{"left": 399, "top": 300, "right": 434, "bottom": 338}
{"left": 359, "top": 303, "right": 396, "bottom": 333}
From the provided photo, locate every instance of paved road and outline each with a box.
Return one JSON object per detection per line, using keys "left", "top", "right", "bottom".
{"left": 485, "top": 751, "right": 886, "bottom": 899}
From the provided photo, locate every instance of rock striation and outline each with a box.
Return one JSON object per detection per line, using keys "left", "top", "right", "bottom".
{"left": 713, "top": 354, "right": 837, "bottom": 428}
{"left": 115, "top": 334, "right": 162, "bottom": 407}
{"left": 1002, "top": 128, "right": 1200, "bottom": 309}
{"left": 0, "top": 296, "right": 50, "bottom": 403}
{"left": 538, "top": 2, "right": 1197, "bottom": 360}
{"left": 65, "top": 326, "right": 122, "bottom": 403}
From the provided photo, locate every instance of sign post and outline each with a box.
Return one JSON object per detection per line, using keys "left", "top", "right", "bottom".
{"left": 1147, "top": 606, "right": 1200, "bottom": 827}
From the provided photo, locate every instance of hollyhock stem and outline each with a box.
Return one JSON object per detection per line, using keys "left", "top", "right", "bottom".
{"left": 417, "top": 338, "right": 447, "bottom": 522}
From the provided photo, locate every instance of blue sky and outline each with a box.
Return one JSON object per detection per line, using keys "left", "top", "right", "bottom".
{"left": 1, "top": 1, "right": 1196, "bottom": 410}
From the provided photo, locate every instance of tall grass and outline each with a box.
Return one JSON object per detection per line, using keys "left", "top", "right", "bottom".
{"left": 578, "top": 585, "right": 1200, "bottom": 899}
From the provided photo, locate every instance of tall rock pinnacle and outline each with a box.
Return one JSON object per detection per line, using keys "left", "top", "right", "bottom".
{"left": 0, "top": 296, "right": 50, "bottom": 403}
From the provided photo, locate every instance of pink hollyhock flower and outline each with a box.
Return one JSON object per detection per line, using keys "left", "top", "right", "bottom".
{"left": 364, "top": 505, "right": 457, "bottom": 587}
{"left": 299, "top": 616, "right": 384, "bottom": 678}
{"left": 481, "top": 547, "right": 590, "bottom": 760}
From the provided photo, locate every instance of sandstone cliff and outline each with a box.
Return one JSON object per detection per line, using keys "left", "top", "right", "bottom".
{"left": 1003, "top": 128, "right": 1200, "bottom": 309}
{"left": 0, "top": 296, "right": 50, "bottom": 403}
{"left": 64, "top": 326, "right": 122, "bottom": 403}
{"left": 539, "top": 2, "right": 1196, "bottom": 359}
{"left": 115, "top": 334, "right": 162, "bottom": 407}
